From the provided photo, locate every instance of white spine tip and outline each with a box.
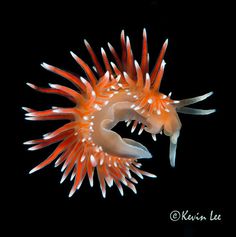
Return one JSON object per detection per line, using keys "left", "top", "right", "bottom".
{"left": 145, "top": 73, "right": 150, "bottom": 80}
{"left": 145, "top": 173, "right": 157, "bottom": 178}
{"left": 70, "top": 51, "right": 77, "bottom": 59}
{"left": 76, "top": 181, "right": 82, "bottom": 190}
{"left": 164, "top": 38, "right": 169, "bottom": 46}
{"left": 70, "top": 174, "right": 75, "bottom": 181}
{"left": 92, "top": 66, "right": 97, "bottom": 73}
{"left": 134, "top": 60, "right": 139, "bottom": 69}
{"left": 105, "top": 71, "right": 110, "bottom": 78}
{"left": 84, "top": 39, "right": 89, "bottom": 47}
{"left": 138, "top": 128, "right": 144, "bottom": 135}
{"left": 61, "top": 164, "right": 66, "bottom": 172}
{"left": 28, "top": 147, "right": 36, "bottom": 151}
{"left": 123, "top": 71, "right": 128, "bottom": 78}
{"left": 143, "top": 28, "right": 147, "bottom": 36}
{"left": 99, "top": 158, "right": 104, "bottom": 166}
{"left": 80, "top": 76, "right": 87, "bottom": 84}
{"left": 126, "top": 120, "right": 132, "bottom": 127}
{"left": 48, "top": 83, "right": 56, "bottom": 88}
{"left": 60, "top": 175, "right": 66, "bottom": 184}
{"left": 161, "top": 60, "right": 166, "bottom": 67}
{"left": 122, "top": 179, "right": 128, "bottom": 186}
{"left": 26, "top": 82, "right": 36, "bottom": 88}
{"left": 116, "top": 75, "right": 121, "bottom": 82}
{"left": 102, "top": 190, "right": 106, "bottom": 198}
{"left": 89, "top": 178, "right": 94, "bottom": 187}
{"left": 101, "top": 47, "right": 105, "bottom": 55}
{"left": 107, "top": 42, "right": 112, "bottom": 49}
{"left": 25, "top": 112, "right": 32, "bottom": 116}
{"left": 22, "top": 107, "right": 29, "bottom": 112}
{"left": 90, "top": 155, "right": 97, "bottom": 167}
{"left": 68, "top": 190, "right": 74, "bottom": 198}
{"left": 29, "top": 168, "right": 37, "bottom": 174}
{"left": 41, "top": 62, "right": 50, "bottom": 69}
{"left": 43, "top": 135, "right": 51, "bottom": 140}
{"left": 110, "top": 61, "right": 116, "bottom": 68}
{"left": 80, "top": 155, "right": 86, "bottom": 162}
{"left": 152, "top": 134, "right": 157, "bottom": 141}
{"left": 126, "top": 36, "right": 130, "bottom": 43}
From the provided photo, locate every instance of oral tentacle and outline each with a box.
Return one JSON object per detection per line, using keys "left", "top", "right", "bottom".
{"left": 176, "top": 107, "right": 216, "bottom": 115}
{"left": 169, "top": 130, "right": 180, "bottom": 167}
{"left": 176, "top": 91, "right": 214, "bottom": 108}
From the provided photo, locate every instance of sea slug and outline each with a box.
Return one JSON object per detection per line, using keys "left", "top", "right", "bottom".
{"left": 23, "top": 29, "right": 215, "bottom": 197}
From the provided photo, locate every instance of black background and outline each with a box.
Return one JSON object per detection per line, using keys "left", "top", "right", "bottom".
{"left": 9, "top": 0, "right": 231, "bottom": 236}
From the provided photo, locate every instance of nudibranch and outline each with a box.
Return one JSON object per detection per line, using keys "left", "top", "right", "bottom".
{"left": 24, "top": 29, "right": 215, "bottom": 197}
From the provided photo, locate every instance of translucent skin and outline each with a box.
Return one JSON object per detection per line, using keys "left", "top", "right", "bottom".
{"left": 24, "top": 29, "right": 215, "bottom": 197}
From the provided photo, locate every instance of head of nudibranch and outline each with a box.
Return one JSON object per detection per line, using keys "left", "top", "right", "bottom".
{"left": 24, "top": 29, "right": 215, "bottom": 197}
